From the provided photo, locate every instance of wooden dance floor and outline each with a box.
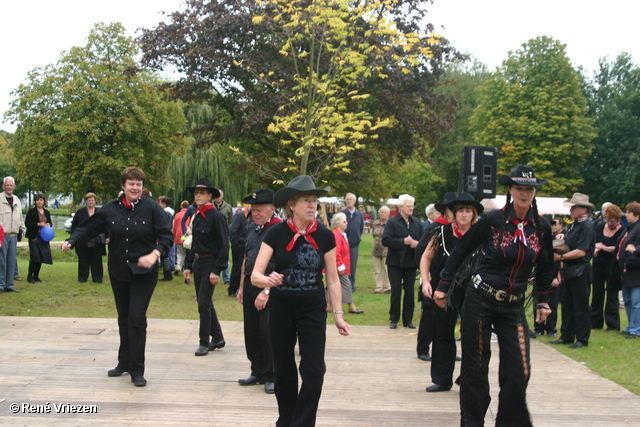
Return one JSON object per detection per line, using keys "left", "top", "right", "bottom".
{"left": 0, "top": 316, "right": 638, "bottom": 426}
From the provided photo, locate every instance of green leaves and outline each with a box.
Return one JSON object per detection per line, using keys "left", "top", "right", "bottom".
{"left": 469, "top": 36, "right": 595, "bottom": 196}
{"left": 5, "top": 22, "right": 188, "bottom": 201}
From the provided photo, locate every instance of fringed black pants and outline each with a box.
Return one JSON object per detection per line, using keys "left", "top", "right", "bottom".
{"left": 459, "top": 287, "right": 533, "bottom": 427}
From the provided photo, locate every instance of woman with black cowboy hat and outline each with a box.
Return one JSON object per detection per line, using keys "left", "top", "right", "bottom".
{"left": 251, "top": 175, "right": 351, "bottom": 427}
{"left": 549, "top": 193, "right": 596, "bottom": 349}
{"left": 183, "top": 178, "right": 229, "bottom": 357}
{"left": 420, "top": 192, "right": 483, "bottom": 393}
{"left": 434, "top": 165, "right": 554, "bottom": 426}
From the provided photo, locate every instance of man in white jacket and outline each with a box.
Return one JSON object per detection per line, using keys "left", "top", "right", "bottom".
{"left": 0, "top": 176, "right": 26, "bottom": 293}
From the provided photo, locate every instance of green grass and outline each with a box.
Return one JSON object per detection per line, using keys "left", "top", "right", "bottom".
{"left": 3, "top": 233, "right": 639, "bottom": 395}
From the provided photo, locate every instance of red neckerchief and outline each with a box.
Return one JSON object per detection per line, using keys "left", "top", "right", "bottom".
{"left": 617, "top": 231, "right": 628, "bottom": 261}
{"left": 121, "top": 196, "right": 140, "bottom": 210}
{"left": 608, "top": 222, "right": 621, "bottom": 231}
{"left": 255, "top": 213, "right": 282, "bottom": 234}
{"left": 197, "top": 203, "right": 214, "bottom": 217}
{"left": 286, "top": 218, "right": 319, "bottom": 251}
{"left": 434, "top": 216, "right": 450, "bottom": 225}
{"left": 512, "top": 218, "right": 530, "bottom": 246}
{"left": 451, "top": 221, "right": 464, "bottom": 239}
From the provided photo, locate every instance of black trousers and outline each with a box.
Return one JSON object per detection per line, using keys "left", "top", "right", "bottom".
{"left": 430, "top": 304, "right": 458, "bottom": 387}
{"left": 387, "top": 265, "right": 415, "bottom": 326}
{"left": 590, "top": 262, "right": 620, "bottom": 330}
{"left": 76, "top": 245, "right": 104, "bottom": 282}
{"left": 534, "top": 286, "right": 559, "bottom": 333}
{"left": 193, "top": 257, "right": 224, "bottom": 346}
{"left": 560, "top": 266, "right": 592, "bottom": 344}
{"left": 229, "top": 242, "right": 244, "bottom": 296}
{"left": 110, "top": 267, "right": 158, "bottom": 376}
{"left": 243, "top": 278, "right": 273, "bottom": 382}
{"left": 460, "top": 287, "right": 533, "bottom": 427}
{"left": 417, "top": 298, "right": 435, "bottom": 356}
{"left": 269, "top": 295, "right": 326, "bottom": 427}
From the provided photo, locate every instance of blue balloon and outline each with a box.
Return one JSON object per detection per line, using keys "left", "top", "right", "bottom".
{"left": 40, "top": 225, "right": 55, "bottom": 242}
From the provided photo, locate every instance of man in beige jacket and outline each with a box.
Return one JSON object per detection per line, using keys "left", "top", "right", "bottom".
{"left": 0, "top": 176, "right": 26, "bottom": 293}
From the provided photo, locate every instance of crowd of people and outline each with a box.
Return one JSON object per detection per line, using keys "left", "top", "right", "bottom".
{"left": 3, "top": 165, "right": 640, "bottom": 426}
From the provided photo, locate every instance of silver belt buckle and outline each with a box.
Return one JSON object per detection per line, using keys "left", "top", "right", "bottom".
{"left": 473, "top": 274, "right": 482, "bottom": 288}
{"left": 495, "top": 290, "right": 508, "bottom": 302}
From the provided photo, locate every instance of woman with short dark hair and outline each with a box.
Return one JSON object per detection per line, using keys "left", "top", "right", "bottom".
{"left": 63, "top": 167, "right": 173, "bottom": 387}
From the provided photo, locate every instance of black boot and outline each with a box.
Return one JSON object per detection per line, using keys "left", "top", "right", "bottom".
{"left": 27, "top": 262, "right": 36, "bottom": 283}
{"left": 159, "top": 269, "right": 173, "bottom": 281}
{"left": 34, "top": 263, "right": 43, "bottom": 282}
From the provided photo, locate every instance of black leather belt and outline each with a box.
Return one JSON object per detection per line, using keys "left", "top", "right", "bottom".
{"left": 194, "top": 253, "right": 214, "bottom": 259}
{"left": 472, "top": 275, "right": 523, "bottom": 302}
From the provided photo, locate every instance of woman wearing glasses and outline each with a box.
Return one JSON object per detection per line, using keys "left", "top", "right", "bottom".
{"left": 252, "top": 175, "right": 350, "bottom": 427}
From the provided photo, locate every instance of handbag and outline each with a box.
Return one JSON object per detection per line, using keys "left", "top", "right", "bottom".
{"left": 182, "top": 214, "right": 195, "bottom": 249}
{"left": 563, "top": 263, "right": 586, "bottom": 280}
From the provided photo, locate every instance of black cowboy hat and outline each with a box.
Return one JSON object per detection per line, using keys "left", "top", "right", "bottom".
{"left": 273, "top": 175, "right": 331, "bottom": 208}
{"left": 241, "top": 188, "right": 275, "bottom": 205}
{"left": 446, "top": 192, "right": 485, "bottom": 215}
{"left": 435, "top": 192, "right": 458, "bottom": 213}
{"left": 499, "top": 164, "right": 547, "bottom": 187}
{"left": 186, "top": 178, "right": 220, "bottom": 198}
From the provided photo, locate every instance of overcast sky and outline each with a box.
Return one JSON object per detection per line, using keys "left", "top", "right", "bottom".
{"left": 1, "top": 0, "right": 637, "bottom": 133}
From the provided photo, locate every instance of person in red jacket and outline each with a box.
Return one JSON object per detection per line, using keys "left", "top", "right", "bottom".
{"left": 330, "top": 212, "right": 364, "bottom": 314}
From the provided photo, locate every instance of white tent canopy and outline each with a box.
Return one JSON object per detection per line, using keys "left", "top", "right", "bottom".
{"left": 481, "top": 195, "right": 571, "bottom": 215}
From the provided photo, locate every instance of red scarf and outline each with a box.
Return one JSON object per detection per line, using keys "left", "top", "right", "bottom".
{"left": 608, "top": 222, "right": 621, "bottom": 231}
{"left": 512, "top": 218, "right": 530, "bottom": 246}
{"left": 434, "top": 216, "right": 450, "bottom": 225}
{"left": 286, "top": 218, "right": 319, "bottom": 251}
{"left": 196, "top": 203, "right": 214, "bottom": 217}
{"left": 451, "top": 221, "right": 464, "bottom": 239}
{"left": 121, "top": 196, "right": 140, "bottom": 210}
{"left": 255, "top": 213, "right": 282, "bottom": 234}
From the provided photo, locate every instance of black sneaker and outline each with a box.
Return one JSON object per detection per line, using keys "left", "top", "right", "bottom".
{"left": 131, "top": 375, "right": 147, "bottom": 387}
{"left": 108, "top": 367, "right": 128, "bottom": 377}
{"left": 209, "top": 340, "right": 226, "bottom": 351}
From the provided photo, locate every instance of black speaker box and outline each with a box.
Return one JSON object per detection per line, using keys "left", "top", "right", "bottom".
{"left": 460, "top": 146, "right": 498, "bottom": 199}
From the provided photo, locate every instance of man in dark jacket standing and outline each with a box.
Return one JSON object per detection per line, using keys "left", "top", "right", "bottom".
{"left": 184, "top": 178, "right": 230, "bottom": 356}
{"left": 341, "top": 192, "right": 364, "bottom": 292}
{"left": 383, "top": 194, "right": 422, "bottom": 329}
{"left": 237, "top": 188, "right": 281, "bottom": 394}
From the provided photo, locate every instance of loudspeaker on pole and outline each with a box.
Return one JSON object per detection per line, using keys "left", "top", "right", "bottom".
{"left": 460, "top": 146, "right": 498, "bottom": 199}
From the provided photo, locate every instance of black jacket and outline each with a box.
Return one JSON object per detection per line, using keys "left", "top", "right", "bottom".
{"left": 25, "top": 207, "right": 53, "bottom": 239}
{"left": 382, "top": 213, "right": 422, "bottom": 268}
{"left": 66, "top": 195, "right": 173, "bottom": 281}
{"left": 184, "top": 207, "right": 229, "bottom": 275}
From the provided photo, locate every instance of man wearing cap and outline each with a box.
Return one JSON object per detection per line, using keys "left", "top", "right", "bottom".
{"left": 237, "top": 189, "right": 281, "bottom": 394}
{"left": 550, "top": 193, "right": 596, "bottom": 349}
{"left": 183, "top": 178, "right": 230, "bottom": 356}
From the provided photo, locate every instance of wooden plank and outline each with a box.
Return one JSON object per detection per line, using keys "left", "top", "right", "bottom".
{"left": 0, "top": 316, "right": 638, "bottom": 426}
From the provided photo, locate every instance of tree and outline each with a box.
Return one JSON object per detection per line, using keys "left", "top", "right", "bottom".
{"left": 431, "top": 57, "right": 489, "bottom": 197}
{"left": 139, "top": 0, "right": 457, "bottom": 186}
{"left": 469, "top": 36, "right": 596, "bottom": 195}
{"left": 581, "top": 53, "right": 640, "bottom": 206}
{"left": 5, "top": 22, "right": 188, "bottom": 201}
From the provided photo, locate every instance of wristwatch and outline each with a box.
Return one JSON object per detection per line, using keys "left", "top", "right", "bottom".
{"left": 264, "top": 288, "right": 270, "bottom": 295}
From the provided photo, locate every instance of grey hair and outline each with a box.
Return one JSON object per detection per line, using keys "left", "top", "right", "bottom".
{"left": 378, "top": 205, "right": 390, "bottom": 213}
{"left": 397, "top": 194, "right": 415, "bottom": 207}
{"left": 3, "top": 176, "right": 15, "bottom": 185}
{"left": 425, "top": 203, "right": 437, "bottom": 217}
{"left": 331, "top": 211, "right": 347, "bottom": 228}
